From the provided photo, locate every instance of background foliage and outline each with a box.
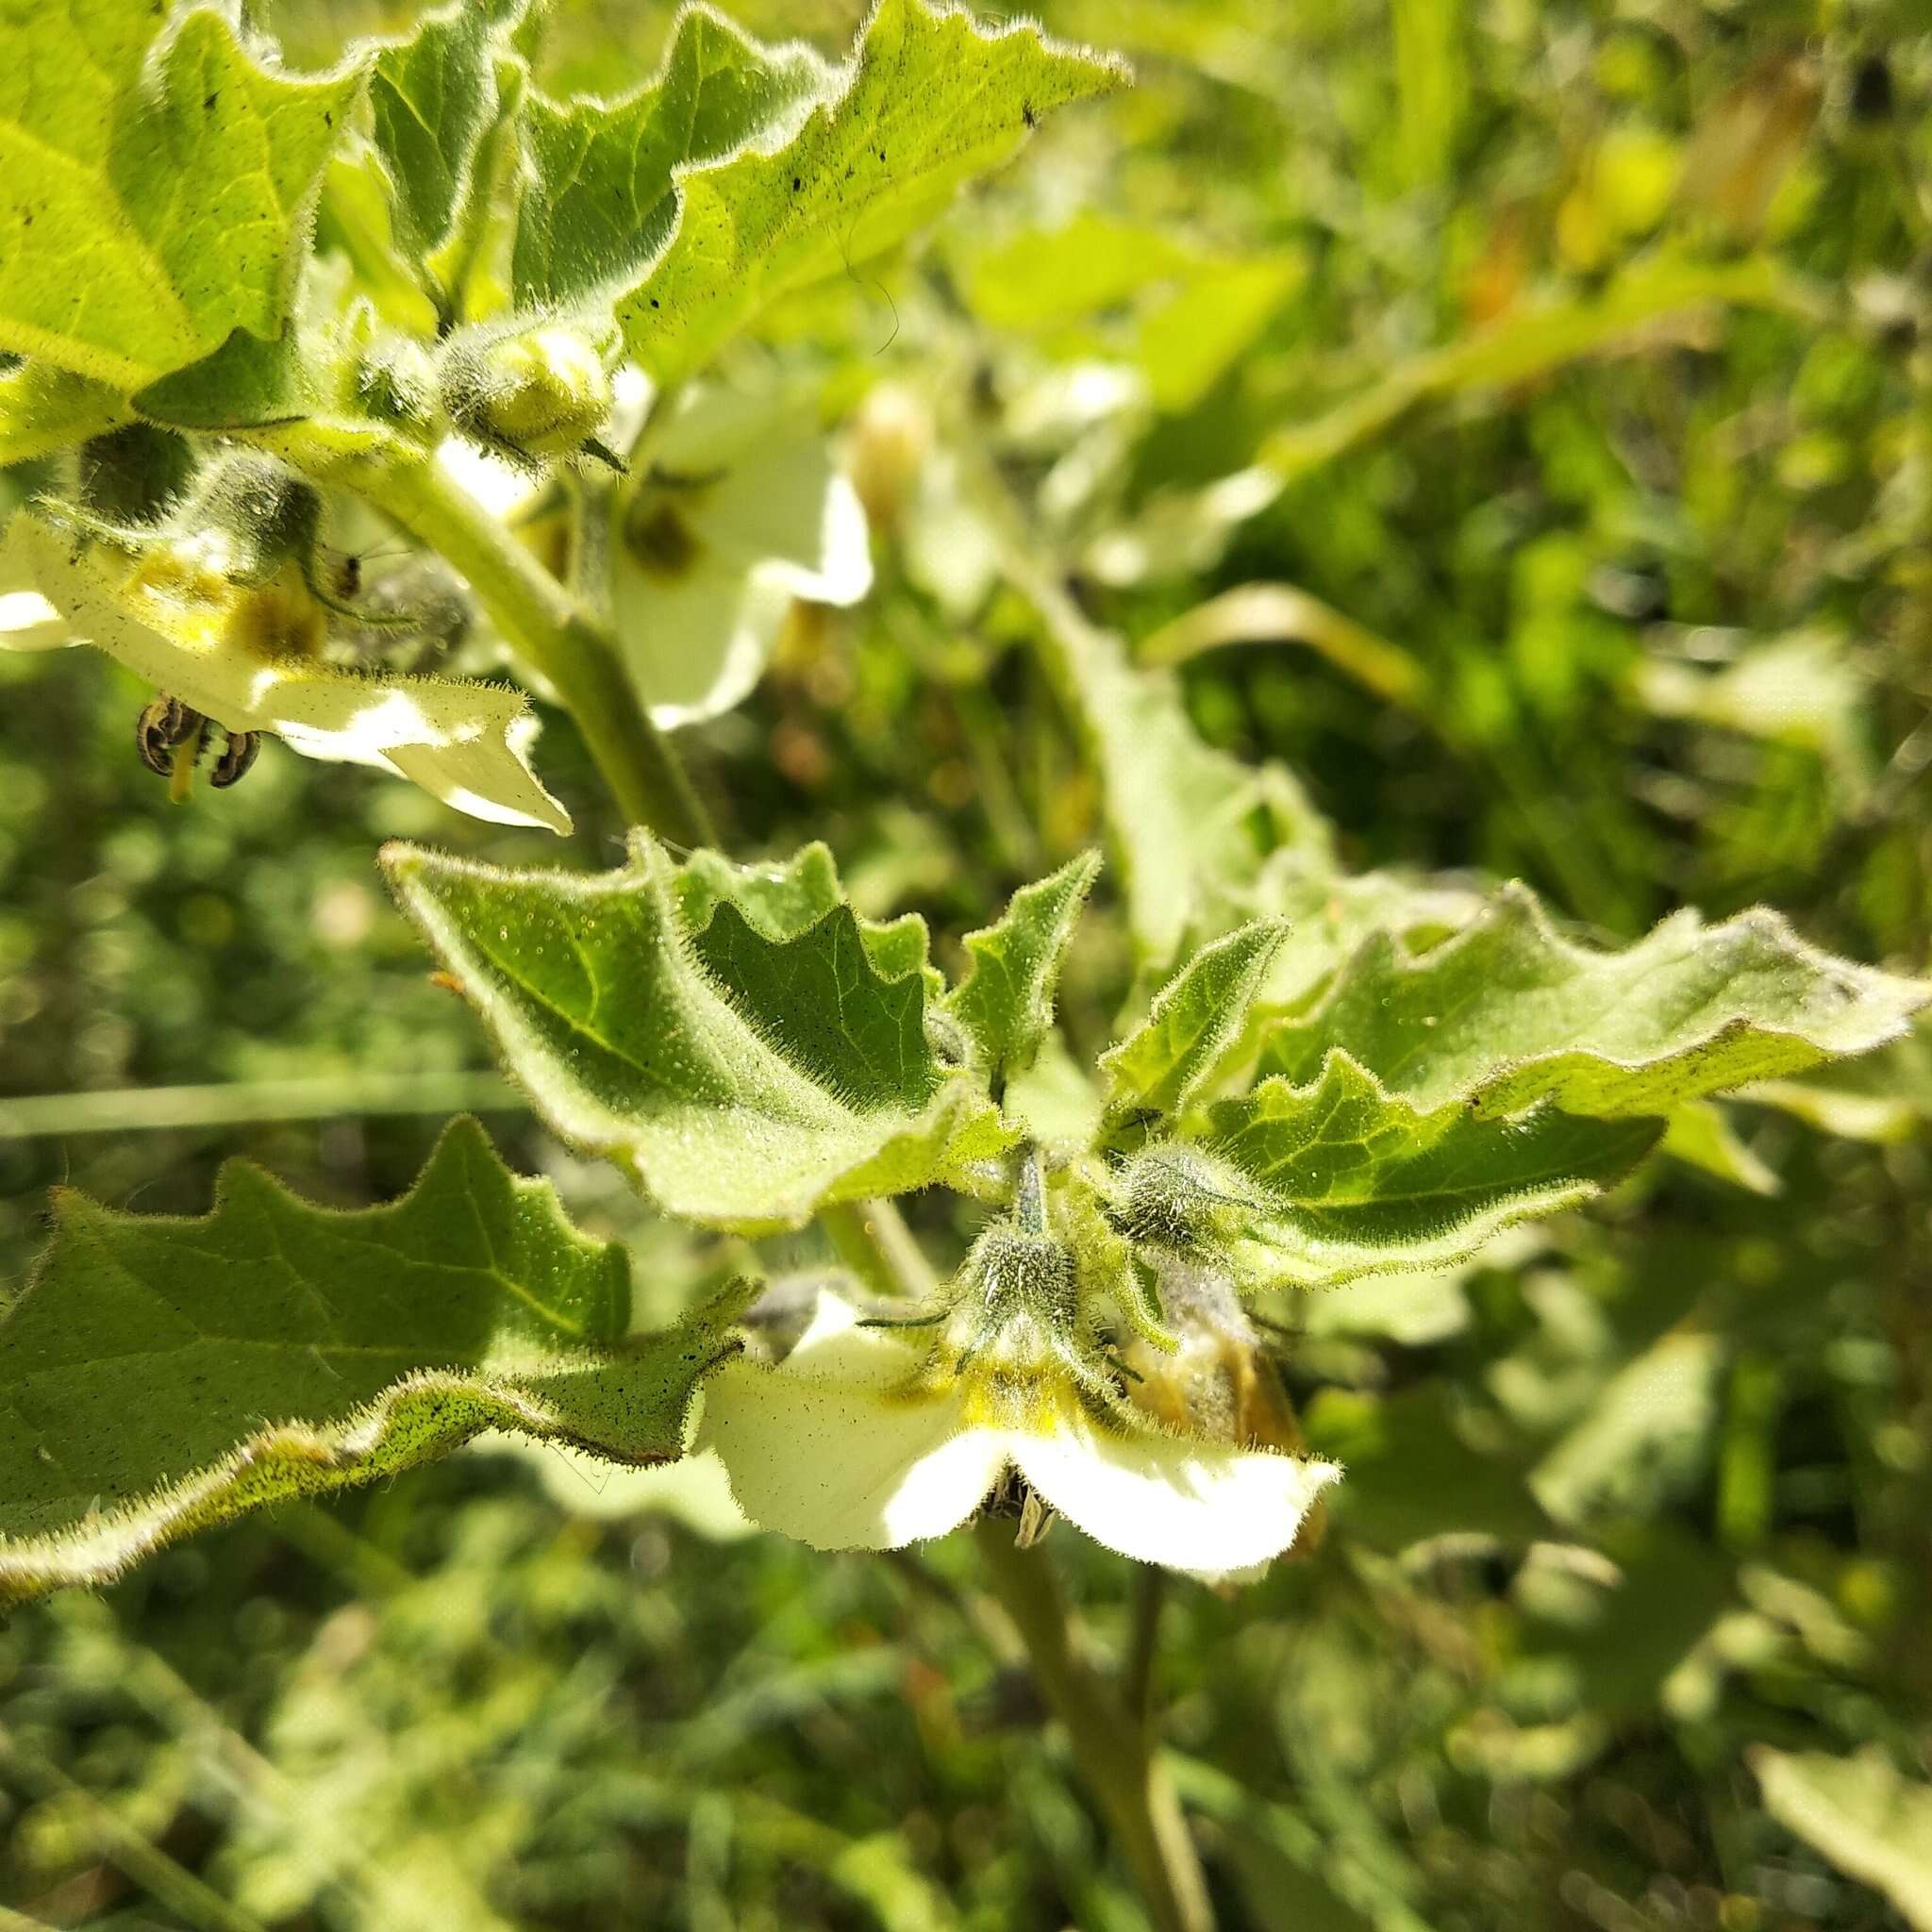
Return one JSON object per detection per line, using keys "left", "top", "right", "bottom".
{"left": 3, "top": 0, "right": 1930, "bottom": 1927}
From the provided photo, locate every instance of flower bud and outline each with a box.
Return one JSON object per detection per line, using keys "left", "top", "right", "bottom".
{"left": 965, "top": 1224, "right": 1078, "bottom": 1341}
{"left": 845, "top": 381, "right": 931, "bottom": 531}
{"left": 1109, "top": 1147, "right": 1255, "bottom": 1257}
{"left": 1124, "top": 1257, "right": 1307, "bottom": 1462}
{"left": 445, "top": 326, "right": 615, "bottom": 458}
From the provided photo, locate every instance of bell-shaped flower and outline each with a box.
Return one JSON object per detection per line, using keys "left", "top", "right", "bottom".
{"left": 697, "top": 1280, "right": 1338, "bottom": 1574}
{"left": 608, "top": 378, "right": 873, "bottom": 728}
{"left": 0, "top": 511, "right": 569, "bottom": 832}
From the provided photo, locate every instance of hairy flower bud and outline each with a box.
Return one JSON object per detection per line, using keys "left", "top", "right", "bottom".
{"left": 1109, "top": 1146, "right": 1255, "bottom": 1257}
{"left": 443, "top": 326, "right": 615, "bottom": 458}
{"left": 963, "top": 1224, "right": 1078, "bottom": 1345}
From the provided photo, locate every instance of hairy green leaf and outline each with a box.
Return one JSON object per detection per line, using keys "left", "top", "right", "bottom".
{"left": 615, "top": 0, "right": 1127, "bottom": 382}
{"left": 0, "top": 1120, "right": 741, "bottom": 1609}
{"left": 0, "top": 3, "right": 359, "bottom": 388}
{"left": 384, "top": 836, "right": 1013, "bottom": 1231}
{"left": 132, "top": 324, "right": 319, "bottom": 431}
{"left": 1752, "top": 1748, "right": 1932, "bottom": 1930}
{"left": 1206, "top": 1054, "right": 1659, "bottom": 1287}
{"left": 1257, "top": 884, "right": 1929, "bottom": 1117}
{"left": 1102, "top": 921, "right": 1289, "bottom": 1123}
{"left": 513, "top": 5, "right": 829, "bottom": 313}
{"left": 941, "top": 853, "right": 1099, "bottom": 1095}
{"left": 673, "top": 840, "right": 937, "bottom": 992}
{"left": 369, "top": 1, "right": 523, "bottom": 266}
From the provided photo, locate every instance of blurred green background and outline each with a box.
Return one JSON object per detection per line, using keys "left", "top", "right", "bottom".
{"left": 4, "top": 0, "right": 1930, "bottom": 1926}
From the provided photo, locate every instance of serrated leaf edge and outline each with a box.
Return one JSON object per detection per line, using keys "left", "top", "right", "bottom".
{"left": 382, "top": 841, "right": 1013, "bottom": 1230}
{"left": 0, "top": 1120, "right": 744, "bottom": 1610}
{"left": 1279, "top": 883, "right": 1930, "bottom": 1117}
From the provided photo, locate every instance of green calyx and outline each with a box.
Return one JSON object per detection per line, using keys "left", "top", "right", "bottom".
{"left": 1106, "top": 1146, "right": 1257, "bottom": 1259}
{"left": 441, "top": 325, "right": 617, "bottom": 458}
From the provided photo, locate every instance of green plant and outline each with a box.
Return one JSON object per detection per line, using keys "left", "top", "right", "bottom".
{"left": 2, "top": 6, "right": 1927, "bottom": 1928}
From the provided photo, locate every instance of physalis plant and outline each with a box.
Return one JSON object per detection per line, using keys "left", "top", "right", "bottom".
{"left": 0, "top": 0, "right": 1925, "bottom": 1617}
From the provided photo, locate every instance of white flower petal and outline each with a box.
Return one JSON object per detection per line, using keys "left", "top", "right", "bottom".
{"left": 1, "top": 515, "right": 569, "bottom": 833}
{"left": 611, "top": 551, "right": 795, "bottom": 730}
{"left": 1016, "top": 1415, "right": 1340, "bottom": 1573}
{"left": 612, "top": 383, "right": 873, "bottom": 726}
{"left": 697, "top": 1291, "right": 1008, "bottom": 1551}
{"left": 435, "top": 435, "right": 544, "bottom": 520}
{"left": 0, "top": 595, "right": 70, "bottom": 648}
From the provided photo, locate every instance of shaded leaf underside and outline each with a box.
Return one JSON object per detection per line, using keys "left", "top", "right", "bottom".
{"left": 0, "top": 1119, "right": 740, "bottom": 1609}
{"left": 512, "top": 4, "right": 829, "bottom": 312}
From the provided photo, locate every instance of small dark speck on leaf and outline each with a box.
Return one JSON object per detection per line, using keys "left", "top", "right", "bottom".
{"left": 791, "top": 175, "right": 801, "bottom": 191}
{"left": 204, "top": 91, "right": 219, "bottom": 110}
{"left": 325, "top": 110, "right": 333, "bottom": 126}
{"left": 1023, "top": 101, "right": 1038, "bottom": 126}
{"left": 649, "top": 297, "right": 660, "bottom": 308}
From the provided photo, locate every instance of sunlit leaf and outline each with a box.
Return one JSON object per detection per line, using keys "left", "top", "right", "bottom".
{"left": 941, "top": 852, "right": 1100, "bottom": 1097}
{"left": 0, "top": 362, "right": 129, "bottom": 468}
{"left": 0, "top": 1119, "right": 742, "bottom": 1609}
{"left": 615, "top": 0, "right": 1128, "bottom": 382}
{"left": 383, "top": 834, "right": 1014, "bottom": 1231}
{"left": 1256, "top": 883, "right": 1928, "bottom": 1117}
{"left": 0, "top": 2, "right": 360, "bottom": 388}
{"left": 1206, "top": 1053, "right": 1659, "bottom": 1289}
{"left": 1752, "top": 1749, "right": 1932, "bottom": 1930}
{"left": 1101, "top": 921, "right": 1288, "bottom": 1122}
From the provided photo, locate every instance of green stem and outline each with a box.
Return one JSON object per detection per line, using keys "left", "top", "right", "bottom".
{"left": 0, "top": 1724, "right": 274, "bottom": 1932}
{"left": 834, "top": 1200, "right": 1208, "bottom": 1926}
{"left": 821, "top": 1198, "right": 939, "bottom": 1302}
{"left": 1123, "top": 1562, "right": 1168, "bottom": 1733}
{"left": 268, "top": 423, "right": 713, "bottom": 845}
{"left": 974, "top": 1521, "right": 1215, "bottom": 1932}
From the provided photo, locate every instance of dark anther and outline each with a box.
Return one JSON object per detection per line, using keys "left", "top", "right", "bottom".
{"left": 135, "top": 695, "right": 203, "bottom": 777}
{"left": 209, "top": 730, "right": 262, "bottom": 789}
{"left": 1850, "top": 53, "right": 1892, "bottom": 124}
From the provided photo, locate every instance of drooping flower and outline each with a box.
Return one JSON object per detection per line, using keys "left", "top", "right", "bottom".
{"left": 0, "top": 509, "right": 569, "bottom": 832}
{"left": 608, "top": 378, "right": 873, "bottom": 728}
{"left": 698, "top": 1221, "right": 1338, "bottom": 1574}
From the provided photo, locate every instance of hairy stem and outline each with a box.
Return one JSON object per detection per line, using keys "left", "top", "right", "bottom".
{"left": 974, "top": 1521, "right": 1215, "bottom": 1932}
{"left": 268, "top": 423, "right": 713, "bottom": 845}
